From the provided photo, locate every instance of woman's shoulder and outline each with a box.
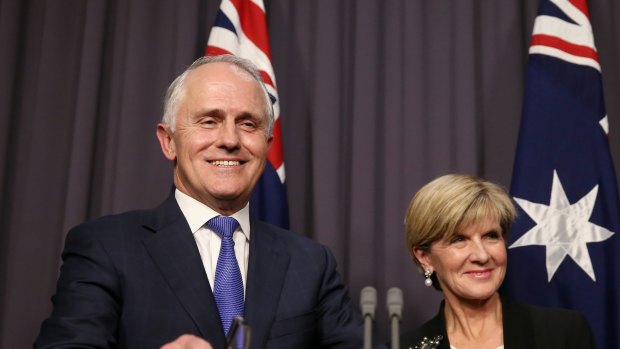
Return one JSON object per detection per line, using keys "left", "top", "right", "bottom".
{"left": 505, "top": 300, "right": 589, "bottom": 325}
{"left": 503, "top": 299, "right": 597, "bottom": 348}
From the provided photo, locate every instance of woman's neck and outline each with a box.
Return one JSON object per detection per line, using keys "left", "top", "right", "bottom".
{"left": 443, "top": 293, "right": 503, "bottom": 348}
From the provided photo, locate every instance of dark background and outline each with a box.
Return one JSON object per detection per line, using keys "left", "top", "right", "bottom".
{"left": 1, "top": 0, "right": 619, "bottom": 347}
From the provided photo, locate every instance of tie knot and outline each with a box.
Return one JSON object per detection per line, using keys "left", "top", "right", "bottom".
{"left": 207, "top": 216, "right": 240, "bottom": 239}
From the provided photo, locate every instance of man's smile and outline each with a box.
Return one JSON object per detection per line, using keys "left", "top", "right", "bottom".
{"left": 209, "top": 160, "right": 242, "bottom": 166}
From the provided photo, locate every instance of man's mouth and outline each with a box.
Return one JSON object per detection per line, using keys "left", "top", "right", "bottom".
{"left": 210, "top": 160, "right": 241, "bottom": 167}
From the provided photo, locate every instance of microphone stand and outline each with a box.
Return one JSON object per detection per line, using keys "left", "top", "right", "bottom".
{"left": 360, "top": 286, "right": 377, "bottom": 349}
{"left": 387, "top": 287, "right": 403, "bottom": 349}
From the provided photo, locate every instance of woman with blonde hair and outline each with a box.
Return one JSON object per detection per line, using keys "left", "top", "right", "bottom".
{"left": 400, "top": 174, "right": 596, "bottom": 349}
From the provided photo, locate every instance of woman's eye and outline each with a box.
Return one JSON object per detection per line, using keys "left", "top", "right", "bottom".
{"left": 449, "top": 236, "right": 465, "bottom": 244}
{"left": 485, "top": 231, "right": 502, "bottom": 240}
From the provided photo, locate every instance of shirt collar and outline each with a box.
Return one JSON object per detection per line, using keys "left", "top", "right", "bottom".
{"left": 174, "top": 189, "right": 251, "bottom": 241}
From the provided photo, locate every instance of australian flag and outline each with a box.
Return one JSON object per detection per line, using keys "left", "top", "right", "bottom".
{"left": 502, "top": 0, "right": 620, "bottom": 348}
{"left": 206, "top": 0, "right": 289, "bottom": 228}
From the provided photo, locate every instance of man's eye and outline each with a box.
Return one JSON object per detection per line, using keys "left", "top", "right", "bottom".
{"left": 198, "top": 118, "right": 219, "bottom": 128}
{"left": 240, "top": 121, "right": 257, "bottom": 129}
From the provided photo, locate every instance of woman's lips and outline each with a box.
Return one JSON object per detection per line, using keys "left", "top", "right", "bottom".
{"left": 465, "top": 269, "right": 492, "bottom": 278}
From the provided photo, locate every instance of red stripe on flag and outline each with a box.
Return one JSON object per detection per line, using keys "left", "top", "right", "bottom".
{"left": 259, "top": 70, "right": 275, "bottom": 89}
{"left": 230, "top": 0, "right": 272, "bottom": 60}
{"left": 531, "top": 34, "right": 599, "bottom": 62}
{"left": 267, "top": 118, "right": 284, "bottom": 169}
{"left": 569, "top": 0, "right": 590, "bottom": 18}
{"left": 205, "top": 46, "right": 233, "bottom": 56}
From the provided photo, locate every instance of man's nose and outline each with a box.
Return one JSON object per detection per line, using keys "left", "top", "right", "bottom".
{"left": 216, "top": 121, "right": 240, "bottom": 149}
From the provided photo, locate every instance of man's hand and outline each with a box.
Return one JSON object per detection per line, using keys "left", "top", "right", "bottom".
{"left": 160, "top": 334, "right": 214, "bottom": 349}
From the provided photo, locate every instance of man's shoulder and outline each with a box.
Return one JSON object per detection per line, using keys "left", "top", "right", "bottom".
{"left": 72, "top": 193, "right": 178, "bottom": 233}
{"left": 80, "top": 207, "right": 154, "bottom": 228}
{"left": 65, "top": 208, "right": 153, "bottom": 243}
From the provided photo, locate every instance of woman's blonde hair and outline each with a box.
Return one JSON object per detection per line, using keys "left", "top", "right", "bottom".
{"left": 404, "top": 173, "right": 516, "bottom": 271}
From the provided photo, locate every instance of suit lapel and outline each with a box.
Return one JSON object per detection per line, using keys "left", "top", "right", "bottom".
{"left": 244, "top": 219, "right": 291, "bottom": 348}
{"left": 142, "top": 195, "right": 227, "bottom": 348}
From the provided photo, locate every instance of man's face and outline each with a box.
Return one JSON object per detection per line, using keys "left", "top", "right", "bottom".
{"left": 157, "top": 62, "right": 272, "bottom": 214}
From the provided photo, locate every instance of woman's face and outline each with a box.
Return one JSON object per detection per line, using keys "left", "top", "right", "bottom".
{"left": 414, "top": 215, "right": 507, "bottom": 303}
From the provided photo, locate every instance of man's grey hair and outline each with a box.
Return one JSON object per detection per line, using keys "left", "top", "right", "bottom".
{"left": 162, "top": 55, "right": 275, "bottom": 136}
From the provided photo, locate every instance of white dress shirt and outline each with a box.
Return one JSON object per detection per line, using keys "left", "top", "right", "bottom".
{"left": 175, "top": 189, "right": 251, "bottom": 296}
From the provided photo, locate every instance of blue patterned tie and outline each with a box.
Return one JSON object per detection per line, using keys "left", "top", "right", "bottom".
{"left": 207, "top": 216, "right": 244, "bottom": 335}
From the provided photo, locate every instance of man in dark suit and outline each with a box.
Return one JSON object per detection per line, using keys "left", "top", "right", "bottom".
{"left": 36, "top": 55, "right": 365, "bottom": 349}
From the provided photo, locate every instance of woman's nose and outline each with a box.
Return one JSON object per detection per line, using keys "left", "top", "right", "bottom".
{"left": 469, "top": 240, "right": 491, "bottom": 263}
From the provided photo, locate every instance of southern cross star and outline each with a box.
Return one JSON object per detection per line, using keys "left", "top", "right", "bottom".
{"left": 509, "top": 170, "right": 614, "bottom": 282}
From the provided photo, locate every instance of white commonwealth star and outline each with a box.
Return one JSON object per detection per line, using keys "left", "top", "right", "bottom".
{"left": 509, "top": 170, "right": 614, "bottom": 282}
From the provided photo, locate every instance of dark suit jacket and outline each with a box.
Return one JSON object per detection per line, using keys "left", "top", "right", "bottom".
{"left": 35, "top": 194, "right": 365, "bottom": 349}
{"left": 399, "top": 297, "right": 597, "bottom": 349}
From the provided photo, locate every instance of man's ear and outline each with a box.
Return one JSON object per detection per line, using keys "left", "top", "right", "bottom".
{"left": 412, "top": 247, "right": 433, "bottom": 272}
{"left": 156, "top": 124, "right": 176, "bottom": 161}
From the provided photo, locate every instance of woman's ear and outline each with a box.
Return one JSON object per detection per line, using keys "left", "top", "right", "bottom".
{"left": 412, "top": 247, "right": 432, "bottom": 272}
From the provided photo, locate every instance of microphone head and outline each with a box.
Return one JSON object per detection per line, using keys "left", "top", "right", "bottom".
{"left": 360, "top": 286, "right": 377, "bottom": 319}
{"left": 386, "top": 287, "right": 404, "bottom": 319}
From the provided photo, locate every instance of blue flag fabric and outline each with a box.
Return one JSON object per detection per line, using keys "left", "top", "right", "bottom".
{"left": 502, "top": 1, "right": 620, "bottom": 348}
{"left": 250, "top": 161, "right": 290, "bottom": 228}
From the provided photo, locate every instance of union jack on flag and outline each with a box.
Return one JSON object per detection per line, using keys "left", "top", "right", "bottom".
{"left": 502, "top": 0, "right": 620, "bottom": 347}
{"left": 206, "top": 0, "right": 289, "bottom": 228}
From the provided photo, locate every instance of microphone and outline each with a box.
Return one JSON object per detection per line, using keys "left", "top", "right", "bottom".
{"left": 360, "top": 286, "right": 377, "bottom": 349}
{"left": 387, "top": 287, "right": 403, "bottom": 349}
